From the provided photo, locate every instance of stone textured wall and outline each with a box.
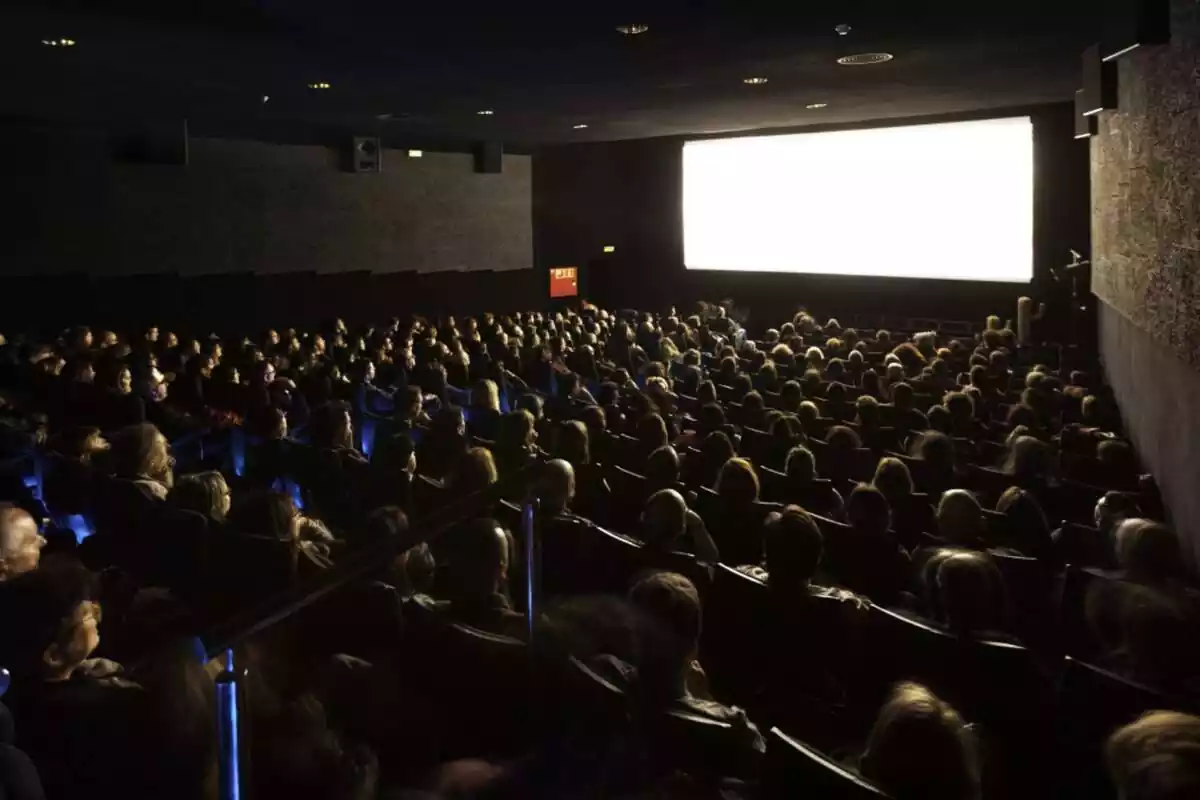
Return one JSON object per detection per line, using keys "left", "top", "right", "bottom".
{"left": 1092, "top": 0, "right": 1200, "bottom": 566}
{"left": 1091, "top": 0, "right": 1200, "bottom": 364}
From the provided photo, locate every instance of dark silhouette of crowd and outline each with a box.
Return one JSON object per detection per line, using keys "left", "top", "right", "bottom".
{"left": 0, "top": 303, "right": 1196, "bottom": 800}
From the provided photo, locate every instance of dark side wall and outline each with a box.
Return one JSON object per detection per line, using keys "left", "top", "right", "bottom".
{"left": 1091, "top": 0, "right": 1200, "bottom": 567}
{"left": 534, "top": 104, "right": 1090, "bottom": 326}
{"left": 0, "top": 125, "right": 532, "bottom": 277}
{"left": 0, "top": 122, "right": 536, "bottom": 334}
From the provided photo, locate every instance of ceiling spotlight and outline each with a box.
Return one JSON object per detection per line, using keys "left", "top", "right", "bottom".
{"left": 42, "top": 38, "right": 76, "bottom": 47}
{"left": 262, "top": 95, "right": 270, "bottom": 103}
{"left": 835, "top": 24, "right": 852, "bottom": 36}
{"left": 743, "top": 77, "right": 769, "bottom": 85}
{"left": 477, "top": 109, "right": 494, "bottom": 116}
{"left": 572, "top": 123, "right": 589, "bottom": 129}
{"left": 616, "top": 24, "right": 650, "bottom": 35}
{"left": 407, "top": 150, "right": 423, "bottom": 158}
{"left": 308, "top": 82, "right": 332, "bottom": 89}
{"left": 805, "top": 103, "right": 828, "bottom": 109}
{"left": 836, "top": 52, "right": 894, "bottom": 66}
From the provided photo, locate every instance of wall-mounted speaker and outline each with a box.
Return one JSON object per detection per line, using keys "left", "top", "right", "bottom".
{"left": 1102, "top": 0, "right": 1170, "bottom": 61}
{"left": 1082, "top": 43, "right": 1119, "bottom": 117}
{"left": 352, "top": 136, "right": 382, "bottom": 173}
{"left": 110, "top": 119, "right": 189, "bottom": 165}
{"left": 474, "top": 142, "right": 503, "bottom": 174}
{"left": 1075, "top": 89, "right": 1099, "bottom": 139}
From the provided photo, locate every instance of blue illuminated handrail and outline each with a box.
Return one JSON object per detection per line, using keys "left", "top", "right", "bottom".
{"left": 205, "top": 463, "right": 544, "bottom": 800}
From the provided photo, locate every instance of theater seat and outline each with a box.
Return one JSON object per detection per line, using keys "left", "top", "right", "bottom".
{"left": 762, "top": 727, "right": 890, "bottom": 800}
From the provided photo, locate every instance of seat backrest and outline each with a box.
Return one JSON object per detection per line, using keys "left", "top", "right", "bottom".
{"left": 762, "top": 727, "right": 891, "bottom": 800}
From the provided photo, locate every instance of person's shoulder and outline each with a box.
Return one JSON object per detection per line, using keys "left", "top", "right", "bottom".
{"left": 677, "top": 696, "right": 766, "bottom": 754}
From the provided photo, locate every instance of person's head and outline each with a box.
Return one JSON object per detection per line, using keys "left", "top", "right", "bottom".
{"left": 763, "top": 505, "right": 823, "bottom": 592}
{"left": 1106, "top": 710, "right": 1200, "bottom": 800}
{"left": 715, "top": 457, "right": 760, "bottom": 504}
{"left": 229, "top": 491, "right": 298, "bottom": 541}
{"left": 553, "top": 419, "right": 590, "bottom": 467}
{"left": 471, "top": 379, "right": 500, "bottom": 413}
{"left": 516, "top": 392, "right": 544, "bottom": 422}
{"left": 697, "top": 402, "right": 726, "bottom": 437}
{"left": 944, "top": 392, "right": 974, "bottom": 424}
{"left": 498, "top": 409, "right": 537, "bottom": 452}
{"left": 825, "top": 424, "right": 862, "bottom": 454}
{"left": 312, "top": 401, "right": 355, "bottom": 450}
{"left": 0, "top": 560, "right": 101, "bottom": 681}
{"left": 110, "top": 422, "right": 174, "bottom": 486}
{"left": 1002, "top": 435, "right": 1053, "bottom": 482}
{"left": 448, "top": 518, "right": 511, "bottom": 601}
{"left": 916, "top": 430, "right": 956, "bottom": 474}
{"left": 0, "top": 505, "right": 45, "bottom": 581}
{"left": 934, "top": 550, "right": 1009, "bottom": 635}
{"left": 873, "top": 457, "right": 914, "bottom": 502}
{"left": 628, "top": 571, "right": 702, "bottom": 695}
{"left": 645, "top": 445, "right": 680, "bottom": 490}
{"left": 1098, "top": 439, "right": 1138, "bottom": 480}
{"left": 1114, "top": 519, "right": 1183, "bottom": 585}
{"left": 374, "top": 432, "right": 417, "bottom": 476}
{"left": 454, "top": 447, "right": 499, "bottom": 496}
{"left": 696, "top": 380, "right": 717, "bottom": 406}
{"left": 170, "top": 471, "right": 231, "bottom": 523}
{"left": 861, "top": 681, "right": 980, "bottom": 800}
{"left": 995, "top": 487, "right": 1051, "bottom": 558}
{"left": 855, "top": 394, "right": 881, "bottom": 428}
{"left": 937, "top": 490, "right": 985, "bottom": 547}
{"left": 1095, "top": 490, "right": 1141, "bottom": 537}
{"left": 785, "top": 445, "right": 816, "bottom": 484}
{"left": 540, "top": 459, "right": 575, "bottom": 517}
{"left": 636, "top": 413, "right": 669, "bottom": 453}
{"left": 891, "top": 381, "right": 913, "bottom": 410}
{"left": 641, "top": 489, "right": 688, "bottom": 551}
{"left": 699, "top": 430, "right": 735, "bottom": 470}
{"left": 846, "top": 483, "right": 892, "bottom": 538}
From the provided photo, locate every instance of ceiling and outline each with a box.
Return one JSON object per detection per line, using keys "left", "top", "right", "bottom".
{"left": 0, "top": 1, "right": 1103, "bottom": 147}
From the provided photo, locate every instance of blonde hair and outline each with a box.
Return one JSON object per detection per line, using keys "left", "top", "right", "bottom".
{"left": 937, "top": 489, "right": 985, "bottom": 546}
{"left": 862, "top": 682, "right": 981, "bottom": 800}
{"left": 1107, "top": 710, "right": 1200, "bottom": 800}
{"left": 472, "top": 379, "right": 500, "bottom": 412}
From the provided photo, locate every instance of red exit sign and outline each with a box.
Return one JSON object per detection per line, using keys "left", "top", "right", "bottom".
{"left": 549, "top": 266, "right": 578, "bottom": 298}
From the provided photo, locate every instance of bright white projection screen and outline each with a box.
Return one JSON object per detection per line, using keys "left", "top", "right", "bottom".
{"left": 682, "top": 117, "right": 1034, "bottom": 283}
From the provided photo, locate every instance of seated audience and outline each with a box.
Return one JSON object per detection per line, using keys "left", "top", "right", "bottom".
{"left": 0, "top": 505, "right": 46, "bottom": 581}
{"left": 858, "top": 681, "right": 981, "bottom": 800}
{"left": 936, "top": 490, "right": 987, "bottom": 548}
{"left": 169, "top": 470, "right": 231, "bottom": 525}
{"left": 1106, "top": 711, "right": 1200, "bottom": 800}
{"left": 627, "top": 572, "right": 764, "bottom": 756}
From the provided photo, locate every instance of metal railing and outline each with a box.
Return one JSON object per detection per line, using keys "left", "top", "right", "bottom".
{"left": 202, "top": 464, "right": 544, "bottom": 800}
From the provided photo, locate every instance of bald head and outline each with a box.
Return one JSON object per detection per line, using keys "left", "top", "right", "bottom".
{"left": 641, "top": 489, "right": 688, "bottom": 550}
{"left": 0, "top": 505, "right": 44, "bottom": 581}
{"left": 541, "top": 459, "right": 576, "bottom": 516}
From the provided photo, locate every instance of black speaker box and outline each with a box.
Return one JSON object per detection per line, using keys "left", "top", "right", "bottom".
{"left": 1082, "top": 43, "right": 1119, "bottom": 117}
{"left": 352, "top": 136, "right": 382, "bottom": 173}
{"left": 474, "top": 142, "right": 503, "bottom": 174}
{"left": 1102, "top": 0, "right": 1170, "bottom": 61}
{"left": 1075, "top": 89, "right": 1098, "bottom": 139}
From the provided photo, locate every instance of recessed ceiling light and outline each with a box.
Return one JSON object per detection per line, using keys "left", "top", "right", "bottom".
{"left": 42, "top": 38, "right": 76, "bottom": 47}
{"left": 835, "top": 24, "right": 852, "bottom": 36}
{"left": 572, "top": 124, "right": 589, "bottom": 129}
{"left": 616, "top": 24, "right": 650, "bottom": 35}
{"left": 837, "top": 52, "right": 894, "bottom": 66}
{"left": 743, "top": 77, "right": 769, "bottom": 85}
{"left": 408, "top": 150, "right": 423, "bottom": 158}
{"left": 805, "top": 103, "right": 828, "bottom": 109}
{"left": 262, "top": 95, "right": 270, "bottom": 103}
{"left": 477, "top": 109, "right": 494, "bottom": 116}
{"left": 308, "top": 82, "right": 332, "bottom": 89}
